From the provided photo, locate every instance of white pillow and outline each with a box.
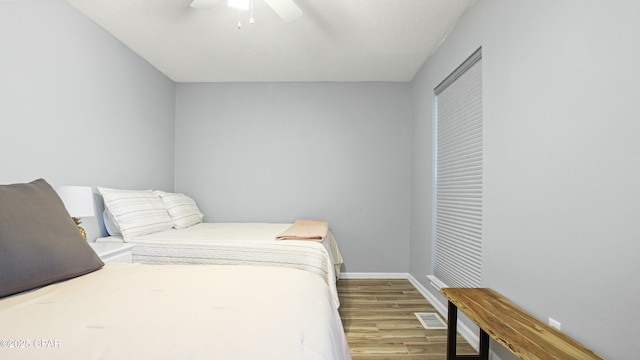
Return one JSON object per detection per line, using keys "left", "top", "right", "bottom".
{"left": 155, "top": 191, "right": 204, "bottom": 229}
{"left": 98, "top": 187, "right": 173, "bottom": 240}
{"left": 103, "top": 209, "right": 121, "bottom": 236}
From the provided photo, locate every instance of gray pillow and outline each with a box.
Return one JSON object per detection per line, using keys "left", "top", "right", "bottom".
{"left": 0, "top": 179, "right": 104, "bottom": 298}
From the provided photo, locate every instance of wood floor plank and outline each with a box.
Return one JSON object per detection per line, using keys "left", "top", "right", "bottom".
{"left": 351, "top": 355, "right": 448, "bottom": 360}
{"left": 338, "top": 279, "right": 476, "bottom": 360}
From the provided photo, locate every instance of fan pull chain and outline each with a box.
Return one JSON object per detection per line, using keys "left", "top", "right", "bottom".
{"left": 249, "top": 0, "right": 254, "bottom": 25}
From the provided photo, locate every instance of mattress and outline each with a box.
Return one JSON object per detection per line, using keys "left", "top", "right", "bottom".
{"left": 0, "top": 263, "right": 351, "bottom": 360}
{"left": 96, "top": 223, "right": 343, "bottom": 307}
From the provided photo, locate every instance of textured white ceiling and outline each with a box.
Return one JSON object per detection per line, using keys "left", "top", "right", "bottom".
{"left": 64, "top": 0, "right": 475, "bottom": 83}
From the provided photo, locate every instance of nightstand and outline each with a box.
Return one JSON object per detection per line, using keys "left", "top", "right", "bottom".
{"left": 89, "top": 243, "right": 135, "bottom": 263}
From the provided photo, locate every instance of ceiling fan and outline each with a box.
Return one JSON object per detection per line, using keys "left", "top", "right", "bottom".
{"left": 190, "top": 0, "right": 303, "bottom": 23}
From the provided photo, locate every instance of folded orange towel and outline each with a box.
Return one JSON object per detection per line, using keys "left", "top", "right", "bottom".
{"left": 276, "top": 219, "right": 329, "bottom": 242}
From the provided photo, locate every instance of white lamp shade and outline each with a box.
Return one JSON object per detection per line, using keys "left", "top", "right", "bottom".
{"left": 55, "top": 186, "right": 95, "bottom": 218}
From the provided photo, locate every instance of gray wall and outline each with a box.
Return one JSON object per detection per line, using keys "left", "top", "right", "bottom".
{"left": 175, "top": 82, "right": 411, "bottom": 272}
{"left": 0, "top": 0, "right": 176, "bottom": 239}
{"left": 410, "top": 1, "right": 640, "bottom": 359}
{"left": 4, "top": 0, "right": 636, "bottom": 357}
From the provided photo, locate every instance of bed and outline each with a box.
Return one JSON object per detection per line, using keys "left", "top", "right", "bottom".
{"left": 96, "top": 223, "right": 343, "bottom": 307}
{"left": 0, "top": 179, "right": 351, "bottom": 360}
{"left": 96, "top": 187, "right": 344, "bottom": 307}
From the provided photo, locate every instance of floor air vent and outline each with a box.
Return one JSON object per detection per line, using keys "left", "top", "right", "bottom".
{"left": 415, "top": 312, "right": 447, "bottom": 330}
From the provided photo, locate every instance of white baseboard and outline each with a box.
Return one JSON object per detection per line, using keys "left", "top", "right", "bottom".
{"left": 406, "top": 274, "right": 480, "bottom": 351}
{"left": 339, "top": 272, "right": 480, "bottom": 352}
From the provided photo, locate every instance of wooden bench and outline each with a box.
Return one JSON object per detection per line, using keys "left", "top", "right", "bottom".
{"left": 440, "top": 288, "right": 603, "bottom": 360}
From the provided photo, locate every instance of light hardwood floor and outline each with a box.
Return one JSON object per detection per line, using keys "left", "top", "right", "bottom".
{"left": 337, "top": 279, "right": 476, "bottom": 360}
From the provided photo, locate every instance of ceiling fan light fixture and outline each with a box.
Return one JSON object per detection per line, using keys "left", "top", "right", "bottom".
{"left": 228, "top": 0, "right": 250, "bottom": 11}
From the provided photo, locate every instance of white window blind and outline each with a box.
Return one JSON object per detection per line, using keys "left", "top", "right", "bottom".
{"left": 434, "top": 48, "right": 483, "bottom": 288}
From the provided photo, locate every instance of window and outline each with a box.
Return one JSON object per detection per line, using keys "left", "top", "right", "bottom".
{"left": 433, "top": 48, "right": 483, "bottom": 288}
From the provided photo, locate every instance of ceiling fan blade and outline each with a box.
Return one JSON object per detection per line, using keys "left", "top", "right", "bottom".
{"left": 190, "top": 0, "right": 221, "bottom": 10}
{"left": 264, "top": 0, "right": 303, "bottom": 23}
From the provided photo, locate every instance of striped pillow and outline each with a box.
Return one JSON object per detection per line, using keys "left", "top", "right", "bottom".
{"left": 155, "top": 191, "right": 204, "bottom": 229}
{"left": 98, "top": 187, "right": 173, "bottom": 240}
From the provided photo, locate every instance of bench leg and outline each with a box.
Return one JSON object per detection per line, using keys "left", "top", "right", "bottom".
{"left": 479, "top": 328, "right": 489, "bottom": 360}
{"left": 447, "top": 300, "right": 458, "bottom": 360}
{"left": 447, "top": 300, "right": 490, "bottom": 360}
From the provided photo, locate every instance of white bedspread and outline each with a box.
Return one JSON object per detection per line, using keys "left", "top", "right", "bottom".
{"left": 96, "top": 223, "right": 343, "bottom": 307}
{"left": 0, "top": 264, "right": 351, "bottom": 360}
